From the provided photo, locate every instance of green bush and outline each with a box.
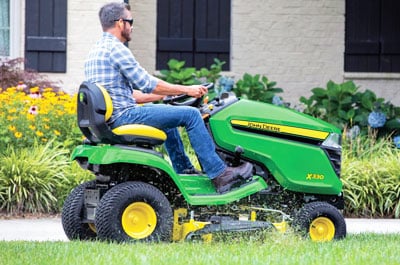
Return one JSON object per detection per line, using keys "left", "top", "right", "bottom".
{"left": 0, "top": 142, "right": 93, "bottom": 214}
{"left": 342, "top": 137, "right": 400, "bottom": 218}
{"left": 0, "top": 142, "right": 69, "bottom": 213}
{"left": 300, "top": 80, "right": 400, "bottom": 138}
{"left": 157, "top": 59, "right": 198, "bottom": 85}
{"left": 157, "top": 58, "right": 226, "bottom": 85}
{"left": 233, "top": 73, "right": 283, "bottom": 104}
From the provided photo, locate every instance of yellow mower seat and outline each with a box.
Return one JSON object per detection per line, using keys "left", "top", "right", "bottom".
{"left": 77, "top": 81, "right": 166, "bottom": 146}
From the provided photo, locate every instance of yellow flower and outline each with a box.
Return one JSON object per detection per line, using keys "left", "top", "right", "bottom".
{"left": 36, "top": 131, "right": 44, "bottom": 137}
{"left": 29, "top": 125, "right": 36, "bottom": 130}
{"left": 54, "top": 130, "right": 61, "bottom": 136}
{"left": 30, "top": 87, "right": 40, "bottom": 93}
{"left": 44, "top": 124, "right": 50, "bottom": 129}
{"left": 41, "top": 138, "right": 48, "bottom": 142}
{"left": 14, "top": 131, "right": 23, "bottom": 138}
{"left": 8, "top": 125, "right": 16, "bottom": 131}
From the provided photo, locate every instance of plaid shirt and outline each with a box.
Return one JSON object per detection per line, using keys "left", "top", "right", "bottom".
{"left": 84, "top": 32, "right": 158, "bottom": 123}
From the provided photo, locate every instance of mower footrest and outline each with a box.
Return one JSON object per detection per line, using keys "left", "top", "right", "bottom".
{"left": 186, "top": 176, "right": 268, "bottom": 206}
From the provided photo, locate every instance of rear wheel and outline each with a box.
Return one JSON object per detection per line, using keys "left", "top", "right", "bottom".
{"left": 95, "top": 181, "right": 173, "bottom": 243}
{"left": 292, "top": 201, "right": 346, "bottom": 241}
{"left": 61, "top": 180, "right": 97, "bottom": 240}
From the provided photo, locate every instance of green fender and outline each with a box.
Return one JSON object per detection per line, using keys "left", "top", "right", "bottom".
{"left": 71, "top": 145, "right": 267, "bottom": 206}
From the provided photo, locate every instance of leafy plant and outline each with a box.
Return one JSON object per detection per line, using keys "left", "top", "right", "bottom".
{"left": 0, "top": 57, "right": 60, "bottom": 92}
{"left": 0, "top": 142, "right": 71, "bottom": 213}
{"left": 195, "top": 58, "right": 226, "bottom": 84}
{"left": 157, "top": 59, "right": 199, "bottom": 85}
{"left": 233, "top": 73, "right": 283, "bottom": 103}
{"left": 342, "top": 136, "right": 400, "bottom": 218}
{"left": 300, "top": 80, "right": 400, "bottom": 138}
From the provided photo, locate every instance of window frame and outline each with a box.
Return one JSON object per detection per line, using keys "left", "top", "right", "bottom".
{"left": 0, "top": 0, "right": 21, "bottom": 58}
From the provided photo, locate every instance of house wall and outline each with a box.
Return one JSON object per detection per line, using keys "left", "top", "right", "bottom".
{"left": 24, "top": 0, "right": 400, "bottom": 105}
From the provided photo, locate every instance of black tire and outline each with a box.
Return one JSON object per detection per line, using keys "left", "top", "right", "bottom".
{"left": 292, "top": 201, "right": 346, "bottom": 241}
{"left": 61, "top": 180, "right": 97, "bottom": 240}
{"left": 95, "top": 181, "right": 173, "bottom": 243}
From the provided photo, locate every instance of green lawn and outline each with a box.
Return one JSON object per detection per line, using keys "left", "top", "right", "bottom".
{"left": 1, "top": 233, "right": 399, "bottom": 265}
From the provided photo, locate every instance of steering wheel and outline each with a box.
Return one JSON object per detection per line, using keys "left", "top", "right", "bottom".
{"left": 163, "top": 83, "right": 214, "bottom": 107}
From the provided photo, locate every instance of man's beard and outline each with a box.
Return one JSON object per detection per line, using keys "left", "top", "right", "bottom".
{"left": 122, "top": 25, "right": 131, "bottom": 42}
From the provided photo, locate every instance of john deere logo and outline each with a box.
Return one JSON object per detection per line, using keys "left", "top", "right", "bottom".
{"left": 306, "top": 173, "right": 325, "bottom": 180}
{"left": 230, "top": 120, "right": 329, "bottom": 140}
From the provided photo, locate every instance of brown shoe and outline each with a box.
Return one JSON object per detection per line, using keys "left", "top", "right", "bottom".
{"left": 212, "top": 162, "right": 253, "bottom": 193}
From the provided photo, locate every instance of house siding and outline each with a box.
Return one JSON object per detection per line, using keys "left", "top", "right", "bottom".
{"left": 19, "top": 0, "right": 400, "bottom": 105}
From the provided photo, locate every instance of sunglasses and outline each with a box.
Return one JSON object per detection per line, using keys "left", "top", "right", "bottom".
{"left": 114, "top": 18, "right": 134, "bottom": 26}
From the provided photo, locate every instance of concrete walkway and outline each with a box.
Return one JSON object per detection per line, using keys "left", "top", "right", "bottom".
{"left": 0, "top": 217, "right": 399, "bottom": 241}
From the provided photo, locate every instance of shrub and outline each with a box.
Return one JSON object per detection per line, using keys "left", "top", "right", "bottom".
{"left": 0, "top": 142, "right": 93, "bottom": 214}
{"left": 0, "top": 57, "right": 60, "bottom": 92}
{"left": 157, "top": 58, "right": 226, "bottom": 85}
{"left": 233, "top": 73, "right": 283, "bottom": 104}
{"left": 0, "top": 86, "right": 82, "bottom": 151}
{"left": 342, "top": 136, "right": 400, "bottom": 218}
{"left": 0, "top": 142, "right": 70, "bottom": 213}
{"left": 157, "top": 59, "right": 199, "bottom": 85}
{"left": 300, "top": 80, "right": 400, "bottom": 139}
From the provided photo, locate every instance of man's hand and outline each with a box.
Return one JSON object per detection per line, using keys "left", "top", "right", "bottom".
{"left": 185, "top": 85, "right": 208, "bottom": 98}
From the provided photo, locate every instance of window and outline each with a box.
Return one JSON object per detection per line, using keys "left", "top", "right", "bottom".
{"left": 345, "top": 0, "right": 400, "bottom": 73}
{"left": 0, "top": 0, "right": 10, "bottom": 56}
{"left": 0, "top": 0, "right": 21, "bottom": 58}
{"left": 156, "top": 0, "right": 231, "bottom": 71}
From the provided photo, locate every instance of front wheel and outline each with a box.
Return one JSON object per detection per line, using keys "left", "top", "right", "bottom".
{"left": 95, "top": 181, "right": 173, "bottom": 243}
{"left": 292, "top": 201, "right": 346, "bottom": 241}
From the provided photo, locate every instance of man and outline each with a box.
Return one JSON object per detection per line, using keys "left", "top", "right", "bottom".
{"left": 84, "top": 2, "right": 252, "bottom": 193}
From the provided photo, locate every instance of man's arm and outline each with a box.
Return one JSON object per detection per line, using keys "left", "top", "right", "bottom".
{"left": 152, "top": 78, "right": 208, "bottom": 98}
{"left": 132, "top": 90, "right": 164, "bottom": 103}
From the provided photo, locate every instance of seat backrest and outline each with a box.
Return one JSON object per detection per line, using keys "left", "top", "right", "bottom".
{"left": 77, "top": 82, "right": 166, "bottom": 146}
{"left": 77, "top": 81, "right": 116, "bottom": 144}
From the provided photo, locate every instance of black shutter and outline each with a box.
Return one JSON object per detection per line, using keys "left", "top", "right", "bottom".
{"left": 345, "top": 0, "right": 380, "bottom": 72}
{"left": 380, "top": 0, "right": 400, "bottom": 72}
{"left": 156, "top": 0, "right": 230, "bottom": 70}
{"left": 157, "top": 0, "right": 195, "bottom": 69}
{"left": 345, "top": 0, "right": 400, "bottom": 72}
{"left": 194, "top": 0, "right": 230, "bottom": 69}
{"left": 25, "top": 0, "right": 67, "bottom": 73}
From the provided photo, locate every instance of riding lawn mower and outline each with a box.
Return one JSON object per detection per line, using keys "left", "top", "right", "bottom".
{"left": 61, "top": 82, "right": 346, "bottom": 243}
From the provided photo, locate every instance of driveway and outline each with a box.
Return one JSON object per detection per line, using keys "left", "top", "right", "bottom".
{"left": 0, "top": 217, "right": 399, "bottom": 241}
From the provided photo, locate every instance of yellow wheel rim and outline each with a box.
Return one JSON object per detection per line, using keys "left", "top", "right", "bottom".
{"left": 309, "top": 217, "right": 335, "bottom": 242}
{"left": 121, "top": 202, "right": 157, "bottom": 239}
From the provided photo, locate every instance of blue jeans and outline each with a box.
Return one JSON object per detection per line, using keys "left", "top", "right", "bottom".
{"left": 110, "top": 104, "right": 226, "bottom": 179}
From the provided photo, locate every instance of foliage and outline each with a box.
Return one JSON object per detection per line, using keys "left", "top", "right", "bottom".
{"left": 0, "top": 142, "right": 70, "bottom": 213}
{"left": 2, "top": 234, "right": 400, "bottom": 265}
{"left": 0, "top": 57, "right": 60, "bottom": 92}
{"left": 300, "top": 80, "right": 400, "bottom": 138}
{"left": 342, "top": 136, "right": 400, "bottom": 218}
{"left": 195, "top": 58, "right": 226, "bottom": 84}
{"left": 0, "top": 86, "right": 82, "bottom": 151}
{"left": 157, "top": 59, "right": 199, "bottom": 85}
{"left": 0, "top": 142, "right": 93, "bottom": 213}
{"left": 233, "top": 73, "right": 283, "bottom": 103}
{"left": 157, "top": 58, "right": 226, "bottom": 86}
